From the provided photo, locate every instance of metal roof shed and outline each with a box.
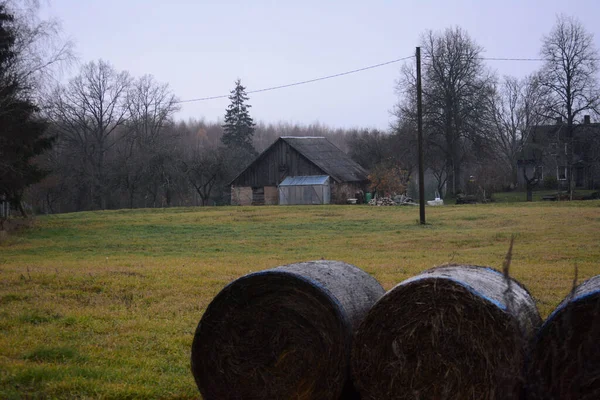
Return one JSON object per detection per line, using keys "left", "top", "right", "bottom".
{"left": 278, "top": 175, "right": 331, "bottom": 205}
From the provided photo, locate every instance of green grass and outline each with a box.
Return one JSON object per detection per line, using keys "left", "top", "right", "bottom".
{"left": 492, "top": 189, "right": 597, "bottom": 203}
{"left": 1, "top": 202, "right": 600, "bottom": 398}
{"left": 23, "top": 346, "right": 84, "bottom": 363}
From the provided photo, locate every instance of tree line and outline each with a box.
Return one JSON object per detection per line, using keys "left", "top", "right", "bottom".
{"left": 2, "top": 4, "right": 600, "bottom": 216}
{"left": 31, "top": 73, "right": 356, "bottom": 213}
{"left": 390, "top": 15, "right": 600, "bottom": 199}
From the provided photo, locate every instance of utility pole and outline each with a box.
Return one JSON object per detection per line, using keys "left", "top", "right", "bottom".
{"left": 416, "top": 47, "right": 426, "bottom": 224}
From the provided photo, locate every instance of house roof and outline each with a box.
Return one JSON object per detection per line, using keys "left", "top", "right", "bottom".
{"left": 518, "top": 124, "right": 563, "bottom": 162}
{"left": 280, "top": 136, "right": 369, "bottom": 183}
{"left": 518, "top": 122, "right": 600, "bottom": 163}
{"left": 279, "top": 175, "right": 330, "bottom": 186}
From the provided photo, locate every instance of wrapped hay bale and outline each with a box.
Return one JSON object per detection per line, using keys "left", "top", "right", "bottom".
{"left": 191, "top": 260, "right": 384, "bottom": 400}
{"left": 528, "top": 275, "right": 600, "bottom": 400}
{"left": 352, "top": 264, "right": 541, "bottom": 400}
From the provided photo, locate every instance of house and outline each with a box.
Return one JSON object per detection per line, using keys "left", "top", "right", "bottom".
{"left": 517, "top": 116, "right": 600, "bottom": 190}
{"left": 229, "top": 136, "right": 369, "bottom": 205}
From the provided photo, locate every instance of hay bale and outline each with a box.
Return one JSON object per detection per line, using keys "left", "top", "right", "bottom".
{"left": 191, "top": 260, "right": 384, "bottom": 400}
{"left": 528, "top": 275, "right": 600, "bottom": 400}
{"left": 352, "top": 264, "right": 541, "bottom": 400}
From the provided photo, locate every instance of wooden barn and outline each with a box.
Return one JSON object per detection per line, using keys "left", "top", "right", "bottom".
{"left": 230, "top": 136, "right": 369, "bottom": 205}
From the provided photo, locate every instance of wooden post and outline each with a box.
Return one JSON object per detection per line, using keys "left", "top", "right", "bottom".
{"left": 416, "top": 47, "right": 426, "bottom": 224}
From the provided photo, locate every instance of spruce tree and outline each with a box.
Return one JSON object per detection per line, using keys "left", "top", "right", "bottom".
{"left": 221, "top": 79, "right": 256, "bottom": 155}
{"left": 0, "top": 5, "right": 54, "bottom": 217}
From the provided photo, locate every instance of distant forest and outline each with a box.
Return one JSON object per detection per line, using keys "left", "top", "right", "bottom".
{"left": 33, "top": 114, "right": 377, "bottom": 212}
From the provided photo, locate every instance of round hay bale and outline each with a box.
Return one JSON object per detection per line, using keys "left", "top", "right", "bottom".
{"left": 352, "top": 264, "right": 541, "bottom": 400}
{"left": 528, "top": 275, "right": 600, "bottom": 400}
{"left": 191, "top": 260, "right": 385, "bottom": 400}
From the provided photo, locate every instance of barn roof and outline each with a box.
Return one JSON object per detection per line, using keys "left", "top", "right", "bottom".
{"left": 280, "top": 137, "right": 368, "bottom": 183}
{"left": 229, "top": 136, "right": 369, "bottom": 185}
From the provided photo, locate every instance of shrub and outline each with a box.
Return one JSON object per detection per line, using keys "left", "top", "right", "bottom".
{"left": 543, "top": 175, "right": 558, "bottom": 190}
{"left": 368, "top": 163, "right": 408, "bottom": 197}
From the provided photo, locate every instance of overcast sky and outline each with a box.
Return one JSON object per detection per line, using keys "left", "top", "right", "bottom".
{"left": 40, "top": 0, "right": 600, "bottom": 130}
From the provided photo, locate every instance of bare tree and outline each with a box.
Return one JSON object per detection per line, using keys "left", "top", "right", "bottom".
{"left": 113, "top": 130, "right": 147, "bottom": 209}
{"left": 117, "top": 75, "right": 180, "bottom": 207}
{"left": 396, "top": 27, "right": 495, "bottom": 196}
{"left": 394, "top": 83, "right": 449, "bottom": 197}
{"left": 126, "top": 75, "right": 179, "bottom": 145}
{"left": 346, "top": 129, "right": 389, "bottom": 170}
{"left": 489, "top": 75, "right": 546, "bottom": 186}
{"left": 182, "top": 146, "right": 225, "bottom": 206}
{"left": 538, "top": 14, "right": 600, "bottom": 198}
{"left": 2, "top": 0, "right": 73, "bottom": 99}
{"left": 427, "top": 144, "right": 450, "bottom": 197}
{"left": 47, "top": 60, "right": 131, "bottom": 209}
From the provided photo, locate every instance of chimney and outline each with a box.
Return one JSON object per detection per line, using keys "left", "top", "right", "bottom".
{"left": 555, "top": 117, "right": 563, "bottom": 125}
{"left": 584, "top": 115, "right": 591, "bottom": 124}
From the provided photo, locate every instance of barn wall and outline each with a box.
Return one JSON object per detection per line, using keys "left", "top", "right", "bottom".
{"left": 231, "top": 186, "right": 252, "bottom": 206}
{"left": 264, "top": 186, "right": 278, "bottom": 205}
{"left": 237, "top": 183, "right": 366, "bottom": 205}
{"left": 231, "top": 140, "right": 326, "bottom": 187}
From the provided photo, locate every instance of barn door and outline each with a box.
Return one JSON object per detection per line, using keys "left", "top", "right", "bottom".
{"left": 252, "top": 187, "right": 265, "bottom": 205}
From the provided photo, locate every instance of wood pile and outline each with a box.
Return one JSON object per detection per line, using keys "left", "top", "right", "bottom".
{"left": 368, "top": 196, "right": 418, "bottom": 206}
{"left": 368, "top": 197, "right": 396, "bottom": 206}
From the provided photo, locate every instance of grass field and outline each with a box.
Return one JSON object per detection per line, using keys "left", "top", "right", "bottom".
{"left": 1, "top": 202, "right": 599, "bottom": 398}
{"left": 491, "top": 189, "right": 597, "bottom": 203}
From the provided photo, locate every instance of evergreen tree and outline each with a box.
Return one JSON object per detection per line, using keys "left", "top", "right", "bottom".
{"left": 0, "top": 5, "right": 53, "bottom": 217}
{"left": 221, "top": 79, "right": 256, "bottom": 155}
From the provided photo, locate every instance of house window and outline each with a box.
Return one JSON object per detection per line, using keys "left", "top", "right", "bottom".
{"left": 557, "top": 166, "right": 567, "bottom": 180}
{"left": 534, "top": 166, "right": 544, "bottom": 180}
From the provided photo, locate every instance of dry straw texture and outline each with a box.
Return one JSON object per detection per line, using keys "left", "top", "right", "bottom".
{"left": 191, "top": 260, "right": 384, "bottom": 400}
{"left": 352, "top": 264, "right": 541, "bottom": 400}
{"left": 528, "top": 274, "right": 600, "bottom": 400}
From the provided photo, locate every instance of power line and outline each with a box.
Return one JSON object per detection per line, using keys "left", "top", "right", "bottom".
{"left": 175, "top": 54, "right": 600, "bottom": 104}
{"left": 479, "top": 57, "right": 599, "bottom": 61}
{"left": 427, "top": 56, "right": 600, "bottom": 62}
{"left": 479, "top": 57, "right": 547, "bottom": 61}
{"left": 176, "top": 55, "right": 415, "bottom": 104}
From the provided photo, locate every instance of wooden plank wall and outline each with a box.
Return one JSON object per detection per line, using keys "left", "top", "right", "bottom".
{"left": 264, "top": 186, "right": 278, "bottom": 205}
{"left": 231, "top": 186, "right": 252, "bottom": 206}
{"left": 232, "top": 140, "right": 326, "bottom": 187}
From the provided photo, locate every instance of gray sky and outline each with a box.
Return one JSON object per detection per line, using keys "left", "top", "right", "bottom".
{"left": 40, "top": 0, "right": 600, "bottom": 130}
